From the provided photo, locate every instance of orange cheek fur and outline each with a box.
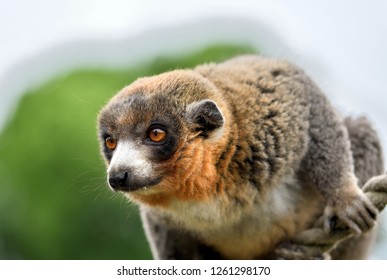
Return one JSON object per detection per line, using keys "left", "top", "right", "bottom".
{"left": 129, "top": 138, "right": 222, "bottom": 208}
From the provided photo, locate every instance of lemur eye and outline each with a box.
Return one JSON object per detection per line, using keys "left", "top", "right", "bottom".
{"left": 148, "top": 128, "right": 167, "bottom": 143}
{"left": 105, "top": 136, "right": 117, "bottom": 150}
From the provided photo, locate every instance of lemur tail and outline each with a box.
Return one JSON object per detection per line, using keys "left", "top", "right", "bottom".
{"left": 344, "top": 116, "right": 384, "bottom": 187}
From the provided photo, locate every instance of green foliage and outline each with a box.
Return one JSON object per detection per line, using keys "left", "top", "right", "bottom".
{"left": 0, "top": 44, "right": 257, "bottom": 259}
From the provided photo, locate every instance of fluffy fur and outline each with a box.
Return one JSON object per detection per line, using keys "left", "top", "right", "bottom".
{"left": 97, "top": 55, "right": 383, "bottom": 259}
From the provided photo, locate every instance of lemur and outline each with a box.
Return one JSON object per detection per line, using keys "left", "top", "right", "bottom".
{"left": 97, "top": 55, "right": 384, "bottom": 259}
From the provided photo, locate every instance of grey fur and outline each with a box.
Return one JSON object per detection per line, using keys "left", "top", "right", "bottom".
{"left": 98, "top": 55, "right": 384, "bottom": 259}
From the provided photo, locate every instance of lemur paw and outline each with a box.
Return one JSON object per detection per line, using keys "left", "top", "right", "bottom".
{"left": 323, "top": 190, "right": 378, "bottom": 234}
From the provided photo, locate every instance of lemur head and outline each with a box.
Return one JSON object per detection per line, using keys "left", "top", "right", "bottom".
{"left": 98, "top": 70, "right": 229, "bottom": 207}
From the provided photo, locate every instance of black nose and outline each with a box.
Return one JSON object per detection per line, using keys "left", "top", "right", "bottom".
{"left": 108, "top": 171, "right": 129, "bottom": 190}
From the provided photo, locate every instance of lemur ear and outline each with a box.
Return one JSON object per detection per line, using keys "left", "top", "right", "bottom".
{"left": 185, "top": 99, "right": 224, "bottom": 137}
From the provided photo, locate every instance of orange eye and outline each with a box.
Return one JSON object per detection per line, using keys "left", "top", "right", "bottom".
{"left": 105, "top": 136, "right": 117, "bottom": 150}
{"left": 148, "top": 128, "right": 167, "bottom": 143}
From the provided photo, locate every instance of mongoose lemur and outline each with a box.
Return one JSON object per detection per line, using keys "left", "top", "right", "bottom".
{"left": 97, "top": 55, "right": 383, "bottom": 259}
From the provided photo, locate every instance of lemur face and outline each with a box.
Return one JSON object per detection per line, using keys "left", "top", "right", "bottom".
{"left": 98, "top": 93, "right": 182, "bottom": 192}
{"left": 97, "top": 71, "right": 225, "bottom": 205}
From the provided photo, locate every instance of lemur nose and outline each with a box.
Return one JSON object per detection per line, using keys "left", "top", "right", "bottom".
{"left": 108, "top": 171, "right": 129, "bottom": 190}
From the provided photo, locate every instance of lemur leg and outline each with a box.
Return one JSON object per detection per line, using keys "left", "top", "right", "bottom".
{"left": 330, "top": 116, "right": 383, "bottom": 259}
{"left": 343, "top": 117, "right": 384, "bottom": 186}
{"left": 275, "top": 116, "right": 384, "bottom": 259}
{"left": 274, "top": 181, "right": 386, "bottom": 260}
{"left": 299, "top": 93, "right": 378, "bottom": 234}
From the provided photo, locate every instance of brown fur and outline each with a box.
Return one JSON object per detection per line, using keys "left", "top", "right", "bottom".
{"left": 98, "top": 55, "right": 383, "bottom": 259}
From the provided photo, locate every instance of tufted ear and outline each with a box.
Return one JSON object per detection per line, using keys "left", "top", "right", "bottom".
{"left": 185, "top": 100, "right": 224, "bottom": 137}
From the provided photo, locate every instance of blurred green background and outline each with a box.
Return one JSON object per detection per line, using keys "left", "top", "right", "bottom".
{"left": 0, "top": 44, "right": 257, "bottom": 259}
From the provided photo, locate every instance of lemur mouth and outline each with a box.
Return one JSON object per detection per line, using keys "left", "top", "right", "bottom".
{"left": 108, "top": 174, "right": 162, "bottom": 193}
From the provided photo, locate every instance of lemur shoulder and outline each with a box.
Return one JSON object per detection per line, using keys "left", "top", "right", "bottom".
{"left": 98, "top": 55, "right": 383, "bottom": 259}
